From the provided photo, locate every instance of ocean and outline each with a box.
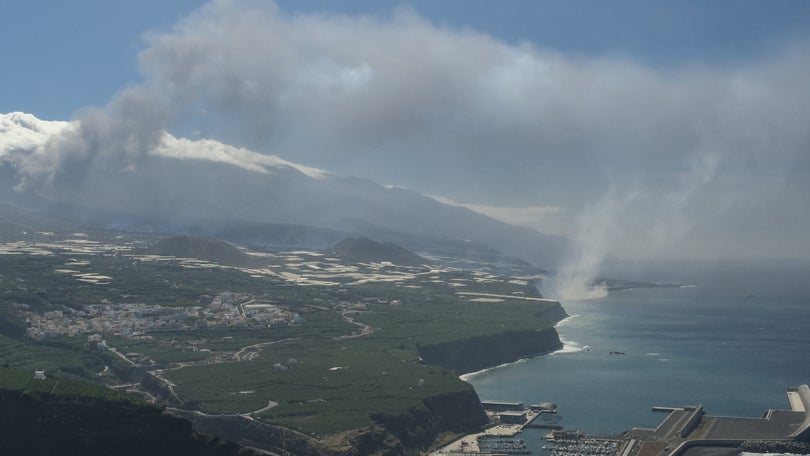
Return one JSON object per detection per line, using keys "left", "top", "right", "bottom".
{"left": 463, "top": 259, "right": 810, "bottom": 447}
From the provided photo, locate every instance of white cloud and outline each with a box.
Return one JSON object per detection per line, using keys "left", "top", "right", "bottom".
{"left": 156, "top": 134, "right": 329, "bottom": 179}
{"left": 430, "top": 195, "right": 565, "bottom": 233}
{"left": 4, "top": 0, "right": 810, "bottom": 261}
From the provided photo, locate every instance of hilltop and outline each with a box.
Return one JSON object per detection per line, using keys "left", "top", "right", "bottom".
{"left": 328, "top": 237, "right": 430, "bottom": 267}
{"left": 149, "top": 235, "right": 265, "bottom": 268}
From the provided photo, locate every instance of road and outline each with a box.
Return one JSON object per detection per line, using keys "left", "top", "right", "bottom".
{"left": 333, "top": 310, "right": 375, "bottom": 340}
{"left": 232, "top": 337, "right": 301, "bottom": 361}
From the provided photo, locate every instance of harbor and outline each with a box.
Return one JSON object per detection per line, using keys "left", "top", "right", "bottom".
{"left": 432, "top": 384, "right": 810, "bottom": 456}
{"left": 546, "top": 436, "right": 619, "bottom": 456}
{"left": 432, "top": 401, "right": 622, "bottom": 456}
{"left": 433, "top": 385, "right": 810, "bottom": 456}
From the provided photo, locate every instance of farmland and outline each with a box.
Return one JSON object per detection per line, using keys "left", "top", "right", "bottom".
{"left": 0, "top": 228, "right": 561, "bottom": 438}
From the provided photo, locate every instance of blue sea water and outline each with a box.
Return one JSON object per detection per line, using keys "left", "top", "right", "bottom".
{"left": 464, "top": 260, "right": 810, "bottom": 440}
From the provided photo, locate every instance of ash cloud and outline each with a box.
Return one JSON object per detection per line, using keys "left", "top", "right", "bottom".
{"left": 13, "top": 86, "right": 169, "bottom": 201}
{"left": 3, "top": 0, "right": 810, "bottom": 264}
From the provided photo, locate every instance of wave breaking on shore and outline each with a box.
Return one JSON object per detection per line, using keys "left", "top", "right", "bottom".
{"left": 459, "top": 316, "right": 586, "bottom": 381}
{"left": 459, "top": 358, "right": 529, "bottom": 381}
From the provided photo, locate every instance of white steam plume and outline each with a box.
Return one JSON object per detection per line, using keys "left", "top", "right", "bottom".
{"left": 543, "top": 151, "right": 723, "bottom": 301}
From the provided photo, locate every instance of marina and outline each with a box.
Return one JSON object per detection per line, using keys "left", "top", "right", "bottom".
{"left": 432, "top": 402, "right": 622, "bottom": 456}
{"left": 478, "top": 437, "right": 530, "bottom": 454}
{"left": 547, "top": 438, "right": 619, "bottom": 456}
{"left": 433, "top": 384, "right": 810, "bottom": 456}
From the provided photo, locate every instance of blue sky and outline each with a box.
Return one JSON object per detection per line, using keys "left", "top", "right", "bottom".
{"left": 5, "top": 1, "right": 809, "bottom": 119}
{"left": 2, "top": 1, "right": 810, "bottom": 261}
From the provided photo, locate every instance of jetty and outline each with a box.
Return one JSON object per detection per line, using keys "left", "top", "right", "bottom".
{"left": 622, "top": 384, "right": 810, "bottom": 456}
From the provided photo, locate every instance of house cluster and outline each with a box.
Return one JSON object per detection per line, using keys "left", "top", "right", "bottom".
{"left": 272, "top": 358, "right": 300, "bottom": 371}
{"left": 331, "top": 301, "right": 368, "bottom": 313}
{"left": 23, "top": 292, "right": 305, "bottom": 340}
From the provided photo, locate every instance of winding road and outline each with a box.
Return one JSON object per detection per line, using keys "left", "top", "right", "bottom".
{"left": 333, "top": 310, "right": 375, "bottom": 340}
{"left": 232, "top": 337, "right": 300, "bottom": 361}
{"left": 122, "top": 307, "right": 375, "bottom": 417}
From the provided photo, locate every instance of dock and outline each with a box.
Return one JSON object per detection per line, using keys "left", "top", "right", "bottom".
{"left": 651, "top": 406, "right": 679, "bottom": 412}
{"left": 434, "top": 383, "right": 810, "bottom": 456}
{"left": 432, "top": 402, "right": 574, "bottom": 455}
{"left": 432, "top": 407, "right": 544, "bottom": 454}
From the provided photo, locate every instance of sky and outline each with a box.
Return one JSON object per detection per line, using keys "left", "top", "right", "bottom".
{"left": 2, "top": 0, "right": 810, "bottom": 262}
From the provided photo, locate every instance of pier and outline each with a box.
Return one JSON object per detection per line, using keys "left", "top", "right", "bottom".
{"left": 432, "top": 401, "right": 611, "bottom": 455}
{"left": 433, "top": 384, "right": 810, "bottom": 456}
{"left": 432, "top": 405, "right": 549, "bottom": 454}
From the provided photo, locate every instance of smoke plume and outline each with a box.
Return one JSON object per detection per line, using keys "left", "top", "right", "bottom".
{"left": 1, "top": 0, "right": 809, "bottom": 263}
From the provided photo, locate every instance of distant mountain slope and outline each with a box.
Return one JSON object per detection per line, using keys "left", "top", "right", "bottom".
{"left": 329, "top": 237, "right": 430, "bottom": 267}
{"left": 149, "top": 236, "right": 264, "bottom": 268}
{"left": 0, "top": 112, "right": 573, "bottom": 268}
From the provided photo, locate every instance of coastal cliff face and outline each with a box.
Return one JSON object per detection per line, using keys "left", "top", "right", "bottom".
{"left": 540, "top": 301, "right": 570, "bottom": 324}
{"left": 0, "top": 300, "right": 568, "bottom": 456}
{"left": 417, "top": 302, "right": 568, "bottom": 375}
{"left": 369, "top": 386, "right": 489, "bottom": 452}
{"left": 417, "top": 327, "right": 564, "bottom": 374}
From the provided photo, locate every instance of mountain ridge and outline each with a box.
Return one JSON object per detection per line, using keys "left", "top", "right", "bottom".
{"left": 0, "top": 112, "right": 572, "bottom": 268}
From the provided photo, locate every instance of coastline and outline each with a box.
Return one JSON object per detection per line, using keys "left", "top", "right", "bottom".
{"left": 418, "top": 297, "right": 568, "bottom": 375}
{"left": 459, "top": 357, "right": 530, "bottom": 382}
{"left": 459, "top": 313, "right": 581, "bottom": 382}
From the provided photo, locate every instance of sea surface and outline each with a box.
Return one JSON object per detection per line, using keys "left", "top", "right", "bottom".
{"left": 464, "top": 259, "right": 810, "bottom": 446}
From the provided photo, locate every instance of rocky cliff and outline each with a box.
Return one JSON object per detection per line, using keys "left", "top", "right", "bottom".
{"left": 369, "top": 386, "right": 489, "bottom": 452}
{"left": 540, "top": 301, "right": 570, "bottom": 323}
{"left": 417, "top": 327, "right": 564, "bottom": 374}
{"left": 417, "top": 301, "right": 568, "bottom": 375}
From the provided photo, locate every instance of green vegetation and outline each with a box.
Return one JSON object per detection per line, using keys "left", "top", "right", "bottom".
{"left": 0, "top": 334, "right": 124, "bottom": 381}
{"left": 329, "top": 237, "right": 430, "bottom": 266}
{"left": 0, "top": 252, "right": 278, "bottom": 310}
{"left": 0, "top": 230, "right": 560, "bottom": 438}
{"left": 150, "top": 235, "right": 266, "bottom": 268}
{"left": 0, "top": 373, "right": 263, "bottom": 456}
{"left": 166, "top": 338, "right": 466, "bottom": 434}
{"left": 0, "top": 366, "right": 135, "bottom": 402}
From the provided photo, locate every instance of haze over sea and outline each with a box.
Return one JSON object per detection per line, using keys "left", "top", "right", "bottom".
{"left": 465, "top": 259, "right": 810, "bottom": 439}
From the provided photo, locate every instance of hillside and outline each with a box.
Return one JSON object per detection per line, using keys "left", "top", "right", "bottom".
{"left": 149, "top": 235, "right": 265, "bottom": 268}
{"left": 329, "top": 237, "right": 430, "bottom": 267}
{"left": 0, "top": 229, "right": 567, "bottom": 453}
{"left": 0, "top": 368, "right": 263, "bottom": 456}
{"left": 0, "top": 112, "right": 572, "bottom": 269}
